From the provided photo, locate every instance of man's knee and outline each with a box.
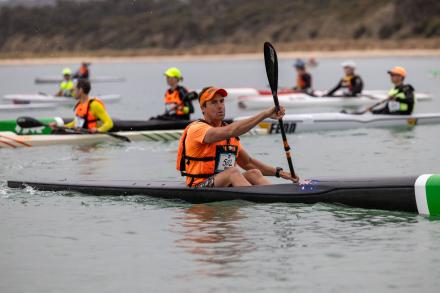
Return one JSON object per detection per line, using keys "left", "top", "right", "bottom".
{"left": 225, "top": 167, "right": 241, "bottom": 175}
{"left": 245, "top": 169, "right": 263, "bottom": 178}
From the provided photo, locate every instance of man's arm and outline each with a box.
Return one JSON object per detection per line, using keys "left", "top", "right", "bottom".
{"left": 90, "top": 102, "right": 114, "bottom": 132}
{"left": 327, "top": 80, "right": 342, "bottom": 96}
{"left": 204, "top": 106, "right": 284, "bottom": 144}
{"left": 395, "top": 85, "right": 414, "bottom": 104}
{"left": 237, "top": 148, "right": 277, "bottom": 175}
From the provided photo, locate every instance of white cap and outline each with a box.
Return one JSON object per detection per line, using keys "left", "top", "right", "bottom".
{"left": 341, "top": 60, "right": 356, "bottom": 68}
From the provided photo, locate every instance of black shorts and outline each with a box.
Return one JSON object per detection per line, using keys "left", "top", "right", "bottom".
{"left": 194, "top": 176, "right": 215, "bottom": 188}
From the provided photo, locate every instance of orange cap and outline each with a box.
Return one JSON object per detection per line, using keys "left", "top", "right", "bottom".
{"left": 199, "top": 87, "right": 228, "bottom": 105}
{"left": 388, "top": 66, "right": 407, "bottom": 77}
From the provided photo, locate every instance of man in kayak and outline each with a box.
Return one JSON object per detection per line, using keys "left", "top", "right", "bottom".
{"left": 55, "top": 68, "right": 75, "bottom": 97}
{"left": 292, "top": 59, "right": 313, "bottom": 94}
{"left": 371, "top": 66, "right": 415, "bottom": 115}
{"left": 156, "top": 67, "right": 194, "bottom": 120}
{"left": 50, "top": 79, "right": 113, "bottom": 133}
{"left": 177, "top": 86, "right": 298, "bottom": 188}
{"left": 73, "top": 62, "right": 90, "bottom": 80}
{"left": 327, "top": 60, "right": 363, "bottom": 97}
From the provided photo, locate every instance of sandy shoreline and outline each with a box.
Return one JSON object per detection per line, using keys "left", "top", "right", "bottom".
{"left": 1, "top": 49, "right": 439, "bottom": 65}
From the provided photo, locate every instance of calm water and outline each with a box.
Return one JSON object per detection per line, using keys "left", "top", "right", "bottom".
{"left": 1, "top": 55, "right": 440, "bottom": 292}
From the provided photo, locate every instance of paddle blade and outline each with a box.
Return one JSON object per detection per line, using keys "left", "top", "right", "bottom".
{"left": 16, "top": 116, "right": 45, "bottom": 128}
{"left": 107, "top": 133, "right": 131, "bottom": 143}
{"left": 184, "top": 91, "right": 198, "bottom": 101}
{"left": 263, "top": 42, "right": 278, "bottom": 96}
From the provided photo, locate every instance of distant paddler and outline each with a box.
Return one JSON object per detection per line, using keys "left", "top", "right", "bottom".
{"left": 55, "top": 67, "right": 75, "bottom": 97}
{"left": 292, "top": 59, "right": 313, "bottom": 94}
{"left": 371, "top": 66, "right": 415, "bottom": 115}
{"left": 327, "top": 60, "right": 364, "bottom": 97}
{"left": 49, "top": 79, "right": 113, "bottom": 133}
{"left": 155, "top": 67, "right": 194, "bottom": 120}
{"left": 73, "top": 62, "right": 90, "bottom": 80}
{"left": 176, "top": 86, "right": 298, "bottom": 188}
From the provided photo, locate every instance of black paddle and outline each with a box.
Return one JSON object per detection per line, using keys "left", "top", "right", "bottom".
{"left": 263, "top": 42, "right": 297, "bottom": 180}
{"left": 16, "top": 116, "right": 131, "bottom": 142}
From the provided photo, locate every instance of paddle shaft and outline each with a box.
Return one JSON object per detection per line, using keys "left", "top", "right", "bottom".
{"left": 18, "top": 117, "right": 130, "bottom": 142}
{"left": 61, "top": 126, "right": 131, "bottom": 142}
{"left": 272, "top": 91, "right": 296, "bottom": 178}
{"left": 357, "top": 97, "right": 391, "bottom": 115}
{"left": 264, "top": 42, "right": 296, "bottom": 179}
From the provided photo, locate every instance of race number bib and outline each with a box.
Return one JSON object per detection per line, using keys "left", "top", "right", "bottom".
{"left": 214, "top": 144, "right": 238, "bottom": 173}
{"left": 74, "top": 116, "right": 85, "bottom": 128}
{"left": 215, "top": 153, "right": 236, "bottom": 173}
{"left": 388, "top": 101, "right": 400, "bottom": 112}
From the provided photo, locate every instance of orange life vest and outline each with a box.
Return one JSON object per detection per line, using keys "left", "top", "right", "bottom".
{"left": 78, "top": 66, "right": 89, "bottom": 78}
{"left": 74, "top": 98, "right": 105, "bottom": 129}
{"left": 296, "top": 75, "right": 307, "bottom": 89}
{"left": 164, "top": 88, "right": 186, "bottom": 116}
{"left": 176, "top": 120, "right": 241, "bottom": 187}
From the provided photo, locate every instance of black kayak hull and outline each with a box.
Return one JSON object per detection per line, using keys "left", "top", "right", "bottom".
{"left": 58, "top": 118, "right": 232, "bottom": 132}
{"left": 7, "top": 176, "right": 425, "bottom": 214}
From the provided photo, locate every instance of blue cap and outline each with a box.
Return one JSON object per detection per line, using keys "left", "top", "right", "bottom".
{"left": 294, "top": 59, "right": 306, "bottom": 68}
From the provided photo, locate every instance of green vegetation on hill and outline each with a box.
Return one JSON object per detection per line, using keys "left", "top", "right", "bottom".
{"left": 0, "top": 0, "right": 439, "bottom": 56}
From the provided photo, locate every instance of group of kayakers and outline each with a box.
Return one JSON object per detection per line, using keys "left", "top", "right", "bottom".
{"left": 48, "top": 59, "right": 417, "bottom": 189}
{"left": 293, "top": 59, "right": 415, "bottom": 115}
{"left": 54, "top": 62, "right": 90, "bottom": 97}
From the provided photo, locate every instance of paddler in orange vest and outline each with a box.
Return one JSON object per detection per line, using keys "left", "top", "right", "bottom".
{"left": 292, "top": 59, "right": 312, "bottom": 93}
{"left": 49, "top": 79, "right": 113, "bottom": 133}
{"left": 327, "top": 60, "right": 364, "bottom": 97}
{"left": 176, "top": 86, "right": 299, "bottom": 188}
{"left": 159, "top": 67, "right": 194, "bottom": 120}
{"left": 73, "top": 62, "right": 90, "bottom": 80}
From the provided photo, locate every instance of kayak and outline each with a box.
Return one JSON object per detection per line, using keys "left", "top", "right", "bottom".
{"left": 0, "top": 130, "right": 184, "bottom": 148}
{"left": 226, "top": 87, "right": 298, "bottom": 97}
{"left": 4, "top": 111, "right": 440, "bottom": 137}
{"left": 35, "top": 76, "right": 125, "bottom": 84}
{"left": 0, "top": 103, "right": 57, "bottom": 112}
{"left": 6, "top": 174, "right": 440, "bottom": 216}
{"left": 3, "top": 94, "right": 121, "bottom": 105}
{"left": 257, "top": 112, "right": 440, "bottom": 134}
{"left": 227, "top": 88, "right": 432, "bottom": 99}
{"left": 0, "top": 117, "right": 224, "bottom": 135}
{"left": 238, "top": 91, "right": 432, "bottom": 110}
{"left": 0, "top": 128, "right": 266, "bottom": 148}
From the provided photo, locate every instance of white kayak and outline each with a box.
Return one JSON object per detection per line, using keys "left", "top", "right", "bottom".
{"left": 256, "top": 112, "right": 440, "bottom": 134}
{"left": 0, "top": 103, "right": 57, "bottom": 112}
{"left": 0, "top": 128, "right": 266, "bottom": 149}
{"left": 238, "top": 91, "right": 432, "bottom": 110}
{"left": 35, "top": 76, "right": 125, "bottom": 84}
{"left": 227, "top": 87, "right": 433, "bottom": 99}
{"left": 226, "top": 87, "right": 296, "bottom": 97}
{"left": 3, "top": 94, "right": 122, "bottom": 105}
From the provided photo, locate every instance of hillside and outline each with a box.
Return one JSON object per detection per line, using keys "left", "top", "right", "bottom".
{"left": 0, "top": 0, "right": 439, "bottom": 58}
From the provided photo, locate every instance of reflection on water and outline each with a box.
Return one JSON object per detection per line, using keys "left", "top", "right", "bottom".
{"left": 173, "top": 202, "right": 255, "bottom": 277}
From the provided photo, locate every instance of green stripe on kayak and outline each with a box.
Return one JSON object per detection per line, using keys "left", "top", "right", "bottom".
{"left": 415, "top": 174, "right": 440, "bottom": 216}
{"left": 0, "top": 118, "right": 56, "bottom": 134}
{"left": 426, "top": 175, "right": 440, "bottom": 216}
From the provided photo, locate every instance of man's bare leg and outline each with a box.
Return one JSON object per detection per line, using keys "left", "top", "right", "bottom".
{"left": 212, "top": 167, "right": 251, "bottom": 187}
{"left": 243, "top": 169, "right": 271, "bottom": 185}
